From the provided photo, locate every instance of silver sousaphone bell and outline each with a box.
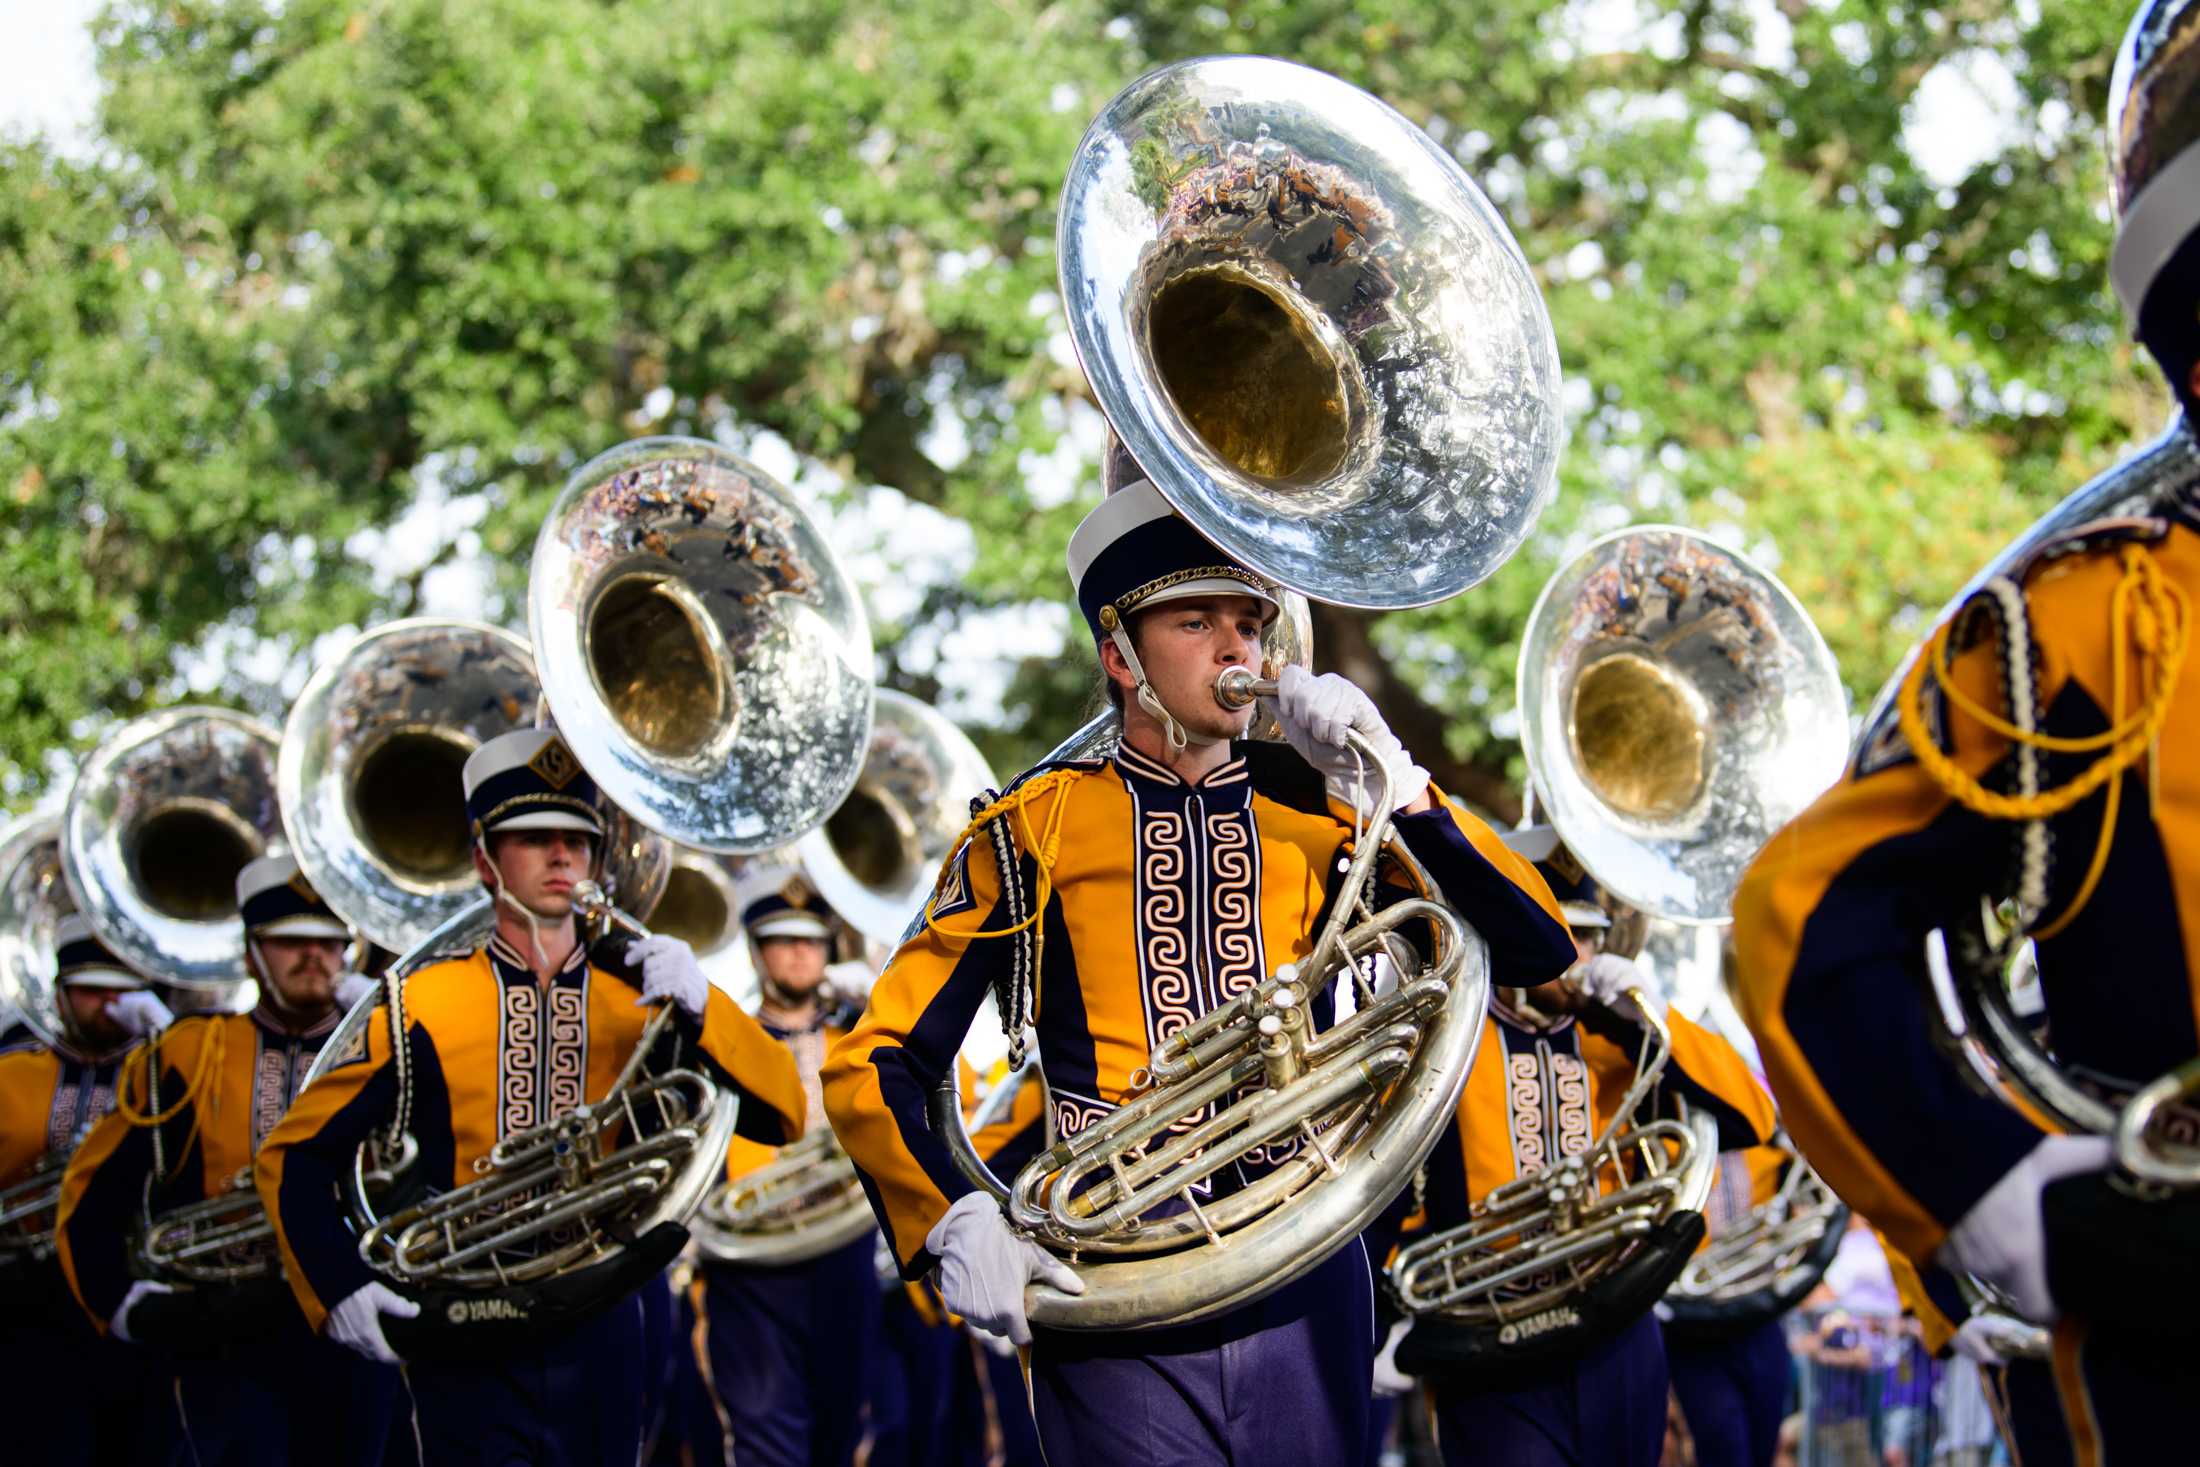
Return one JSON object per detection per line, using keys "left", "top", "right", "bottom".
{"left": 63, "top": 706, "right": 287, "bottom": 1000}
{"left": 1519, "top": 526, "right": 1849, "bottom": 923}
{"left": 0, "top": 816, "right": 72, "bottom": 1051}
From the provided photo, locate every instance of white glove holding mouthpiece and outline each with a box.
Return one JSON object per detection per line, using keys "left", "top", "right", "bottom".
{"left": 1939, "top": 1134, "right": 2113, "bottom": 1324}
{"left": 110, "top": 1278, "right": 175, "bottom": 1344}
{"left": 925, "top": 1190, "right": 1085, "bottom": 1348}
{"left": 334, "top": 973, "right": 379, "bottom": 1012}
{"left": 1371, "top": 1317, "right": 1415, "bottom": 1397}
{"left": 1572, "top": 953, "right": 1666, "bottom": 1027}
{"left": 1951, "top": 1310, "right": 2047, "bottom": 1367}
{"left": 326, "top": 1281, "right": 419, "bottom": 1365}
{"left": 626, "top": 935, "right": 710, "bottom": 1019}
{"left": 107, "top": 990, "right": 174, "bottom": 1039}
{"left": 1273, "top": 667, "right": 1430, "bottom": 818}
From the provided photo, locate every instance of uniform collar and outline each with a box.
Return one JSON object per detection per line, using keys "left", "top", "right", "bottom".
{"left": 249, "top": 998, "right": 343, "bottom": 1042}
{"left": 486, "top": 933, "right": 591, "bottom": 984}
{"left": 1112, "top": 741, "right": 1252, "bottom": 804}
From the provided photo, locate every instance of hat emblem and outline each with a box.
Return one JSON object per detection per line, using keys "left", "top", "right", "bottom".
{"left": 781, "top": 874, "right": 817, "bottom": 910}
{"left": 287, "top": 872, "right": 322, "bottom": 905}
{"left": 528, "top": 737, "right": 583, "bottom": 790}
{"left": 1546, "top": 842, "right": 1587, "bottom": 887}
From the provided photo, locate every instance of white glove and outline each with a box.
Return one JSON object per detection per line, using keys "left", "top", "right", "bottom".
{"left": 1371, "top": 1317, "right": 1415, "bottom": 1397}
{"left": 110, "top": 1279, "right": 175, "bottom": 1344}
{"left": 326, "top": 1281, "right": 420, "bottom": 1365}
{"left": 1572, "top": 953, "right": 1667, "bottom": 1027}
{"left": 334, "top": 973, "right": 379, "bottom": 1012}
{"left": 1273, "top": 667, "right": 1430, "bottom": 818}
{"left": 626, "top": 935, "right": 710, "bottom": 1019}
{"left": 925, "top": 1191, "right": 1085, "bottom": 1348}
{"left": 1938, "top": 1134, "right": 2112, "bottom": 1323}
{"left": 1951, "top": 1311, "right": 2047, "bottom": 1367}
{"left": 107, "top": 990, "right": 174, "bottom": 1039}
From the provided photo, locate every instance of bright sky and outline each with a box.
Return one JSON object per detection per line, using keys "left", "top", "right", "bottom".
{"left": 0, "top": 0, "right": 101, "bottom": 154}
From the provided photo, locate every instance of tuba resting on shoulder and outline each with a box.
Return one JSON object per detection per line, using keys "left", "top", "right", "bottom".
{"left": 1386, "top": 527, "right": 1847, "bottom": 1368}
{"left": 55, "top": 709, "right": 286, "bottom": 1287}
{"left": 1659, "top": 1131, "right": 1847, "bottom": 1344}
{"left": 297, "top": 439, "right": 874, "bottom": 1351}
{"left": 1880, "top": 419, "right": 2200, "bottom": 1190}
{"left": 1871, "top": 419, "right": 2200, "bottom": 1332}
{"left": 926, "top": 53, "right": 1564, "bottom": 1333}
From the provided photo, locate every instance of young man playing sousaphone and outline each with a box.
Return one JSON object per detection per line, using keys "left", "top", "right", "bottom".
{"left": 1733, "top": 4, "right": 2200, "bottom": 1456}
{"left": 1379, "top": 832, "right": 1777, "bottom": 1467}
{"left": 255, "top": 728, "right": 807, "bottom": 1464}
{"left": 56, "top": 853, "right": 394, "bottom": 1467}
{"left": 689, "top": 869, "right": 879, "bottom": 1467}
{"left": 0, "top": 915, "right": 172, "bottom": 1464}
{"left": 824, "top": 479, "right": 1578, "bottom": 1465}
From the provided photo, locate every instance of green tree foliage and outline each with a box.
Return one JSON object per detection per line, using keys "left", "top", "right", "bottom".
{"left": 0, "top": 0, "right": 2164, "bottom": 809}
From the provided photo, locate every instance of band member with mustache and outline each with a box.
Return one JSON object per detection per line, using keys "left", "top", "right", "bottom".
{"left": 55, "top": 853, "right": 392, "bottom": 1466}
{"left": 825, "top": 481, "right": 1576, "bottom": 1466}
{"left": 0, "top": 914, "right": 170, "bottom": 1465}
{"left": 254, "top": 727, "right": 808, "bottom": 1466}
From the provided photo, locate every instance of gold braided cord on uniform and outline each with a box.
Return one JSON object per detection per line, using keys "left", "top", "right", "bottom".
{"left": 112, "top": 1018, "right": 224, "bottom": 1161}
{"left": 1896, "top": 545, "right": 2189, "bottom": 936}
{"left": 921, "top": 769, "right": 1082, "bottom": 983}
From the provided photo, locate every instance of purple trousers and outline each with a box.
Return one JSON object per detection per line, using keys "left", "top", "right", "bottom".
{"left": 701, "top": 1234, "right": 878, "bottom": 1467}
{"left": 1666, "top": 1318, "right": 1790, "bottom": 1467}
{"left": 1027, "top": 1238, "right": 1377, "bottom": 1467}
{"left": 1432, "top": 1311, "right": 1668, "bottom": 1467}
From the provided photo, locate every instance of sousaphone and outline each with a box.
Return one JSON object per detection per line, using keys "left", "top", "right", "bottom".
{"left": 930, "top": 55, "right": 1561, "bottom": 1332}
{"left": 63, "top": 707, "right": 285, "bottom": 998}
{"left": 304, "top": 437, "right": 872, "bottom": 1349}
{"left": 1389, "top": 527, "right": 1846, "bottom": 1364}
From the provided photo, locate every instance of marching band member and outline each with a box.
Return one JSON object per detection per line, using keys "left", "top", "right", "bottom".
{"left": 823, "top": 480, "right": 1576, "bottom": 1466}
{"left": 692, "top": 869, "right": 876, "bottom": 1467}
{"left": 1391, "top": 834, "right": 1777, "bottom": 1467}
{"left": 1732, "top": 7, "right": 2200, "bottom": 1456}
{"left": 0, "top": 914, "right": 171, "bottom": 1466}
{"left": 54, "top": 853, "right": 392, "bottom": 1467}
{"left": 255, "top": 728, "right": 808, "bottom": 1466}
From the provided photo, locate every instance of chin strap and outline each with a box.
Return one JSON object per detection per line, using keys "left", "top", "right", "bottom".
{"left": 475, "top": 837, "right": 561, "bottom": 974}
{"left": 1108, "top": 623, "right": 1221, "bottom": 754}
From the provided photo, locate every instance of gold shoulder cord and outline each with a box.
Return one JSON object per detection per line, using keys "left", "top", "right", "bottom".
{"left": 113, "top": 1019, "right": 226, "bottom": 1174}
{"left": 1897, "top": 545, "right": 2188, "bottom": 936}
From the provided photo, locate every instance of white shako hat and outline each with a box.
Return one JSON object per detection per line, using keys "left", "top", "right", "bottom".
{"left": 736, "top": 866, "right": 835, "bottom": 943}
{"left": 1065, "top": 480, "right": 1280, "bottom": 642}
{"left": 462, "top": 728, "right": 605, "bottom": 840}
{"left": 236, "top": 851, "right": 351, "bottom": 941}
{"left": 53, "top": 914, "right": 151, "bottom": 990}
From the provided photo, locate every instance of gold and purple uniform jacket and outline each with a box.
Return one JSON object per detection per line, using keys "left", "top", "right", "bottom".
{"left": 255, "top": 936, "right": 808, "bottom": 1330}
{"left": 0, "top": 1040, "right": 132, "bottom": 1192}
{"left": 1733, "top": 518, "right": 2200, "bottom": 1265}
{"left": 54, "top": 1003, "right": 337, "bottom": 1329}
{"left": 823, "top": 740, "right": 1576, "bottom": 1277}
{"left": 1415, "top": 999, "right": 1777, "bottom": 1235}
